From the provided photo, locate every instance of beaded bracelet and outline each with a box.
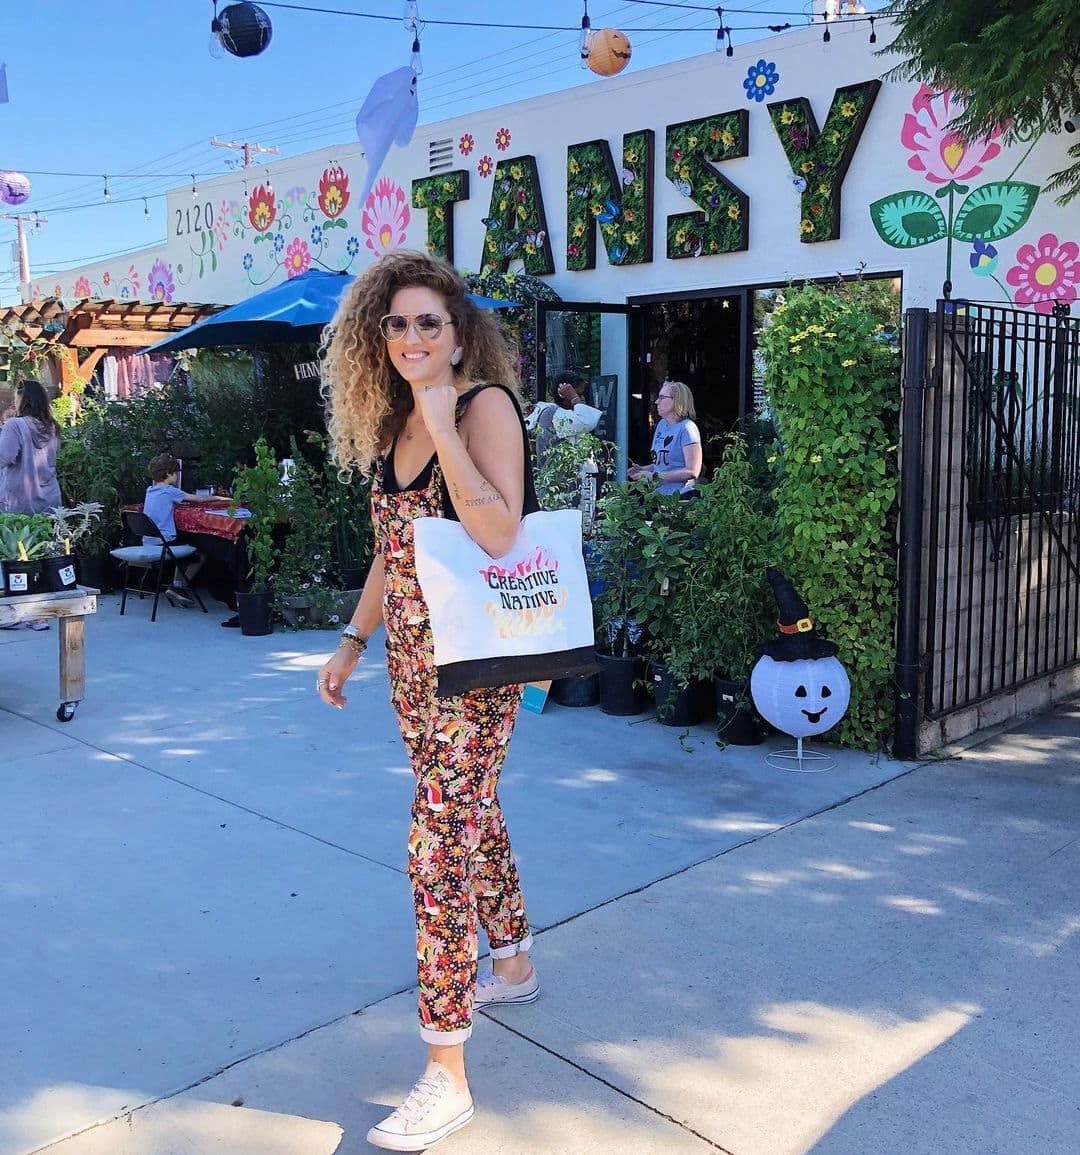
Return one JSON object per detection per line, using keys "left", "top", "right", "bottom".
{"left": 339, "top": 631, "right": 368, "bottom": 657}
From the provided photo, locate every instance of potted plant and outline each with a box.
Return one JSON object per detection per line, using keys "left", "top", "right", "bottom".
{"left": 41, "top": 502, "right": 104, "bottom": 591}
{"left": 0, "top": 513, "right": 54, "bottom": 595}
{"left": 274, "top": 439, "right": 336, "bottom": 628}
{"left": 309, "top": 430, "right": 373, "bottom": 599}
{"left": 232, "top": 436, "right": 282, "bottom": 636}
{"left": 663, "top": 438, "right": 777, "bottom": 744}
{"left": 55, "top": 433, "right": 122, "bottom": 591}
{"left": 591, "top": 479, "right": 661, "bottom": 715}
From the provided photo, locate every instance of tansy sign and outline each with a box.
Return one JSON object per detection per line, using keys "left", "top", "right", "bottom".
{"left": 412, "top": 80, "right": 881, "bottom": 269}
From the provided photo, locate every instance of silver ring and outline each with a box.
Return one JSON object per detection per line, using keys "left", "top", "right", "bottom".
{"left": 316, "top": 679, "right": 325, "bottom": 690}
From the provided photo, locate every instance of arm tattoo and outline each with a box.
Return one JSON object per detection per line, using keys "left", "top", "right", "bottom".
{"left": 463, "top": 492, "right": 502, "bottom": 508}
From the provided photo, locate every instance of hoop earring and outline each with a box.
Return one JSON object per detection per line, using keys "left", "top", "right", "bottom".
{"left": 450, "top": 347, "right": 464, "bottom": 366}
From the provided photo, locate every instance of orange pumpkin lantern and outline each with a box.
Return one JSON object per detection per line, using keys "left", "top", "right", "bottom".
{"left": 585, "top": 28, "right": 632, "bottom": 77}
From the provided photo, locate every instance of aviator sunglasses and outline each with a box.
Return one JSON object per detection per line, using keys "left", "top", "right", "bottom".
{"left": 379, "top": 312, "right": 454, "bottom": 341}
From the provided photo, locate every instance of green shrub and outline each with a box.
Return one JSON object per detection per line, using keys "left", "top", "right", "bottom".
{"left": 759, "top": 283, "right": 900, "bottom": 749}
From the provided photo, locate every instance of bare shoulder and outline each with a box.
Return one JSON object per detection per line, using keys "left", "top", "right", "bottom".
{"left": 460, "top": 384, "right": 522, "bottom": 435}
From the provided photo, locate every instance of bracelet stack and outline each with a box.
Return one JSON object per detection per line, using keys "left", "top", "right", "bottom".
{"left": 339, "top": 629, "right": 368, "bottom": 657}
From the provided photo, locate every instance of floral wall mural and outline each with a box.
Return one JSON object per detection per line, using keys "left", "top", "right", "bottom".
{"left": 767, "top": 80, "right": 881, "bottom": 245}
{"left": 665, "top": 111, "right": 749, "bottom": 259}
{"left": 565, "top": 130, "right": 654, "bottom": 271}
{"left": 480, "top": 155, "right": 555, "bottom": 277}
{"left": 362, "top": 177, "right": 411, "bottom": 255}
{"left": 870, "top": 84, "right": 1075, "bottom": 313}
{"left": 411, "top": 170, "right": 469, "bottom": 262}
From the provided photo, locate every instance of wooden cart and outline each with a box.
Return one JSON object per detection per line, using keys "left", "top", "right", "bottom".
{"left": 0, "top": 586, "right": 98, "bottom": 721}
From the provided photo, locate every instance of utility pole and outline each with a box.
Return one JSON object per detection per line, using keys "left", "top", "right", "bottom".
{"left": 210, "top": 137, "right": 280, "bottom": 169}
{"left": 0, "top": 211, "right": 47, "bottom": 288}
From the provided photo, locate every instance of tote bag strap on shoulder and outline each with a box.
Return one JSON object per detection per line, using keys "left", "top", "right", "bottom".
{"left": 441, "top": 382, "right": 540, "bottom": 521}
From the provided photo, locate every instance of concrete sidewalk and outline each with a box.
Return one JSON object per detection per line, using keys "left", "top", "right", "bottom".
{"left": 2, "top": 596, "right": 1077, "bottom": 1154}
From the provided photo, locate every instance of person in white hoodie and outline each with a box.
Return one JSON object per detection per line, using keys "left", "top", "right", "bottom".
{"left": 0, "top": 379, "right": 61, "bottom": 514}
{"left": 0, "top": 379, "right": 61, "bottom": 631}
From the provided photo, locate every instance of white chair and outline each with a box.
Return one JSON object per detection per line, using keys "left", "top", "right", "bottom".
{"left": 110, "top": 510, "right": 207, "bottom": 622}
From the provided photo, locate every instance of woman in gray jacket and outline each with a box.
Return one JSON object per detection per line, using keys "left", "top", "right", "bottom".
{"left": 0, "top": 379, "right": 62, "bottom": 514}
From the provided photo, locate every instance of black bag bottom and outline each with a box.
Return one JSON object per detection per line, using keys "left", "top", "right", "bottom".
{"left": 435, "top": 647, "right": 599, "bottom": 698}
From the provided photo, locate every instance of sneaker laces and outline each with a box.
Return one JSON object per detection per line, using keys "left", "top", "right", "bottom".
{"left": 394, "top": 1072, "right": 446, "bottom": 1125}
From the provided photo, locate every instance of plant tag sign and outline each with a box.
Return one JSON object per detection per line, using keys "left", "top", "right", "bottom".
{"left": 59, "top": 564, "right": 76, "bottom": 586}
{"left": 10, "top": 572, "right": 28, "bottom": 592}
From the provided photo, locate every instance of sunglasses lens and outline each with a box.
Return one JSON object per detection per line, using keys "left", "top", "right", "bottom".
{"left": 415, "top": 315, "right": 443, "bottom": 338}
{"left": 381, "top": 315, "right": 409, "bottom": 339}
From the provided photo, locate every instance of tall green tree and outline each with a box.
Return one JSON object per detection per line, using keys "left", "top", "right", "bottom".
{"left": 885, "top": 0, "right": 1080, "bottom": 204}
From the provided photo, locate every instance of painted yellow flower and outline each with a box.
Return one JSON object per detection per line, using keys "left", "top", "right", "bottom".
{"left": 624, "top": 230, "right": 638, "bottom": 245}
{"left": 509, "top": 165, "right": 523, "bottom": 180}
{"left": 818, "top": 184, "right": 829, "bottom": 195}
{"left": 524, "top": 242, "right": 536, "bottom": 254}
{"left": 516, "top": 205, "right": 527, "bottom": 219}
{"left": 687, "top": 135, "right": 698, "bottom": 148}
{"left": 590, "top": 203, "right": 602, "bottom": 216}
{"left": 442, "top": 181, "right": 453, "bottom": 193}
{"left": 499, "top": 199, "right": 508, "bottom": 211}
{"left": 841, "top": 358, "right": 856, "bottom": 367}
{"left": 800, "top": 219, "right": 814, "bottom": 234}
{"left": 675, "top": 228, "right": 686, "bottom": 243}
{"left": 810, "top": 453, "right": 823, "bottom": 463}
{"left": 781, "top": 109, "right": 795, "bottom": 125}
{"left": 414, "top": 191, "right": 426, "bottom": 205}
{"left": 720, "top": 130, "right": 735, "bottom": 147}
{"left": 790, "top": 344, "right": 803, "bottom": 354}
{"left": 830, "top": 131, "right": 841, "bottom": 145}
{"left": 572, "top": 221, "right": 585, "bottom": 238}
{"left": 801, "top": 161, "right": 814, "bottom": 174}
{"left": 727, "top": 204, "right": 740, "bottom": 220}
{"left": 568, "top": 158, "right": 581, "bottom": 175}
{"left": 840, "top": 101, "right": 857, "bottom": 118}
{"left": 434, "top": 207, "right": 444, "bottom": 219}
{"left": 625, "top": 149, "right": 638, "bottom": 163}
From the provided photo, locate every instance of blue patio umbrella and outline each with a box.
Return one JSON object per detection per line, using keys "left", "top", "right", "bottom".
{"left": 145, "top": 269, "right": 518, "bottom": 353}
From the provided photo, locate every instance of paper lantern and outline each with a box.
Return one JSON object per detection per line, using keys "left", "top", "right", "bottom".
{"left": 585, "top": 28, "right": 632, "bottom": 77}
{"left": 0, "top": 171, "right": 31, "bottom": 206}
{"left": 751, "top": 655, "right": 850, "bottom": 739}
{"left": 218, "top": 2, "right": 273, "bottom": 58}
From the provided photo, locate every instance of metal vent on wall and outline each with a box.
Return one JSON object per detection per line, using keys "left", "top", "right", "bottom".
{"left": 428, "top": 138, "right": 453, "bottom": 173}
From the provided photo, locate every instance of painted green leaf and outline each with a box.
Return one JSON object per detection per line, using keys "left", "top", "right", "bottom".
{"left": 869, "top": 191, "right": 947, "bottom": 248}
{"left": 952, "top": 181, "right": 1039, "bottom": 243}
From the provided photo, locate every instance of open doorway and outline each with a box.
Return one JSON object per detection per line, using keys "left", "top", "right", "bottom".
{"left": 633, "top": 291, "right": 746, "bottom": 468}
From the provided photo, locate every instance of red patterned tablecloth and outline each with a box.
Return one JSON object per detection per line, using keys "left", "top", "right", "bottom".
{"left": 122, "top": 500, "right": 249, "bottom": 543}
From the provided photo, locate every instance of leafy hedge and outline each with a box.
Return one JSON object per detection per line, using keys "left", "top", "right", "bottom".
{"left": 759, "top": 284, "right": 900, "bottom": 748}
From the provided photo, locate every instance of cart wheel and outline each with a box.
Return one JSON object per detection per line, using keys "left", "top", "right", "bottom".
{"left": 57, "top": 702, "right": 77, "bottom": 722}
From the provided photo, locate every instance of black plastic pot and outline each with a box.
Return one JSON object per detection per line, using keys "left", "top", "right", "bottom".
{"left": 237, "top": 589, "right": 273, "bottom": 636}
{"left": 75, "top": 553, "right": 116, "bottom": 593}
{"left": 597, "top": 652, "right": 646, "bottom": 716}
{"left": 2, "top": 559, "right": 43, "bottom": 596}
{"left": 42, "top": 554, "right": 80, "bottom": 593}
{"left": 550, "top": 672, "right": 600, "bottom": 708}
{"left": 340, "top": 566, "right": 368, "bottom": 590}
{"left": 652, "top": 662, "right": 707, "bottom": 727}
{"left": 714, "top": 676, "right": 765, "bottom": 745}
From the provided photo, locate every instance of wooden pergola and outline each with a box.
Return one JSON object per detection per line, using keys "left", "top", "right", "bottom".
{"left": 0, "top": 297, "right": 222, "bottom": 388}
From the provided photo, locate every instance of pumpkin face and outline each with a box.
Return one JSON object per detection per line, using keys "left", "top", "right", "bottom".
{"left": 750, "top": 655, "right": 850, "bottom": 738}
{"left": 586, "top": 28, "right": 633, "bottom": 76}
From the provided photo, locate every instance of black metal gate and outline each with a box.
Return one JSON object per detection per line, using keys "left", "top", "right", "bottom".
{"left": 894, "top": 301, "right": 1080, "bottom": 755}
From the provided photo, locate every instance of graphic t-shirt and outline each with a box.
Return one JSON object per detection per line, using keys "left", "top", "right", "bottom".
{"left": 650, "top": 418, "right": 701, "bottom": 495}
{"left": 143, "top": 483, "right": 186, "bottom": 543}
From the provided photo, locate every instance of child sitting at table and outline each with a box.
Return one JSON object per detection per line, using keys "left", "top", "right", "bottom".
{"left": 144, "top": 452, "right": 219, "bottom": 609}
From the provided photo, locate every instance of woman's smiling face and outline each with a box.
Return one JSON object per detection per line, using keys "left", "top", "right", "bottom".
{"left": 384, "top": 285, "right": 457, "bottom": 387}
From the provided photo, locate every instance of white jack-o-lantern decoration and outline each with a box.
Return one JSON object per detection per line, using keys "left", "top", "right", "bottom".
{"left": 750, "top": 655, "right": 850, "bottom": 739}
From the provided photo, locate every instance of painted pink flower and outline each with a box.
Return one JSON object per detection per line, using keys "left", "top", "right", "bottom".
{"left": 215, "top": 199, "right": 233, "bottom": 251}
{"left": 477, "top": 155, "right": 494, "bottom": 179}
{"left": 128, "top": 264, "right": 141, "bottom": 296}
{"left": 361, "top": 177, "right": 410, "bottom": 254}
{"left": 495, "top": 127, "right": 511, "bottom": 151}
{"left": 284, "top": 236, "right": 311, "bottom": 278}
{"left": 1005, "top": 232, "right": 1079, "bottom": 313}
{"left": 459, "top": 133, "right": 474, "bottom": 156}
{"left": 900, "top": 85, "right": 1003, "bottom": 185}
{"left": 73, "top": 276, "right": 91, "bottom": 298}
{"left": 147, "top": 259, "right": 174, "bottom": 302}
{"left": 102, "top": 270, "right": 111, "bottom": 286}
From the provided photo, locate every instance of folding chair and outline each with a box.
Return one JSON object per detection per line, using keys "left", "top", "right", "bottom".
{"left": 110, "top": 510, "right": 208, "bottom": 622}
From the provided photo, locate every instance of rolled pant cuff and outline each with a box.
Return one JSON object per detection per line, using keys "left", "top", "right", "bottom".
{"left": 489, "top": 931, "right": 533, "bottom": 960}
{"left": 420, "top": 1023, "right": 472, "bottom": 1046}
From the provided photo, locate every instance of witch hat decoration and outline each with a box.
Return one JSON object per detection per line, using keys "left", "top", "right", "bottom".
{"left": 760, "top": 567, "right": 839, "bottom": 661}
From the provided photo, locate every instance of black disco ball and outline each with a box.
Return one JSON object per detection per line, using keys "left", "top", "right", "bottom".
{"left": 219, "top": 2, "right": 273, "bottom": 58}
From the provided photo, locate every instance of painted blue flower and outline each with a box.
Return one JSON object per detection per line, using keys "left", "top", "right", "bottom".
{"left": 273, "top": 233, "right": 285, "bottom": 254}
{"left": 242, "top": 252, "right": 254, "bottom": 270}
{"left": 310, "top": 225, "right": 323, "bottom": 246}
{"left": 744, "top": 59, "right": 779, "bottom": 103}
{"left": 346, "top": 236, "right": 360, "bottom": 257}
{"left": 969, "top": 237, "right": 999, "bottom": 277}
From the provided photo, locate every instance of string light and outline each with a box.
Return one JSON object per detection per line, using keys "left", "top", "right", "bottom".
{"left": 402, "top": 0, "right": 418, "bottom": 28}
{"left": 143, "top": 197, "right": 150, "bottom": 219}
{"left": 191, "top": 174, "right": 199, "bottom": 199}
{"left": 264, "top": 168, "right": 273, "bottom": 194}
{"left": 715, "top": 6, "right": 723, "bottom": 51}
{"left": 411, "top": 34, "right": 423, "bottom": 74}
{"left": 726, "top": 26, "right": 734, "bottom": 59}
{"left": 822, "top": 24, "right": 831, "bottom": 46}
{"left": 102, "top": 175, "right": 110, "bottom": 201}
{"left": 579, "top": 0, "right": 592, "bottom": 65}
{"left": 868, "top": 15, "right": 876, "bottom": 43}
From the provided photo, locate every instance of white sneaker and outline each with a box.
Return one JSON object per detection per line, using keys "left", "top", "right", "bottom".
{"left": 366, "top": 1063, "right": 474, "bottom": 1151}
{"left": 165, "top": 586, "right": 195, "bottom": 609}
{"left": 473, "top": 966, "right": 540, "bottom": 1009}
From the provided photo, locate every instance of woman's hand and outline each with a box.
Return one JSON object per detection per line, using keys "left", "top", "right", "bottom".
{"left": 411, "top": 383, "right": 459, "bottom": 439}
{"left": 317, "top": 646, "right": 359, "bottom": 709}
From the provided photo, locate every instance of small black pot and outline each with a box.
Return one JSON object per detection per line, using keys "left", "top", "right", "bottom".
{"left": 237, "top": 589, "right": 273, "bottom": 636}
{"left": 2, "top": 559, "right": 44, "bottom": 596}
{"left": 714, "top": 676, "right": 765, "bottom": 745}
{"left": 652, "top": 662, "right": 707, "bottom": 727}
{"left": 597, "top": 652, "right": 646, "bottom": 716}
{"left": 339, "top": 566, "right": 368, "bottom": 590}
{"left": 550, "top": 672, "right": 600, "bottom": 708}
{"left": 74, "top": 553, "right": 115, "bottom": 593}
{"left": 42, "top": 554, "right": 80, "bottom": 593}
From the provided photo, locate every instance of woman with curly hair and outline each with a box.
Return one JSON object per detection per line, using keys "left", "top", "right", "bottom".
{"left": 317, "top": 251, "right": 538, "bottom": 1151}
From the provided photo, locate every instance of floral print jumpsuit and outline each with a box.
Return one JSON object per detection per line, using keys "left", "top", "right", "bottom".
{"left": 373, "top": 429, "right": 532, "bottom": 1046}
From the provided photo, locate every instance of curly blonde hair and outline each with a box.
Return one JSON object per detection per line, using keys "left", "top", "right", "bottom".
{"left": 321, "top": 250, "right": 521, "bottom": 475}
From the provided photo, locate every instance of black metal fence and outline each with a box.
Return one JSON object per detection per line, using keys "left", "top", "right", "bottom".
{"left": 896, "top": 300, "right": 1080, "bottom": 751}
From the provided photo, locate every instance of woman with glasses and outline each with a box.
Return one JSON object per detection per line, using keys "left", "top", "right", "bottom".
{"left": 628, "top": 379, "right": 703, "bottom": 495}
{"left": 317, "top": 251, "right": 537, "bottom": 1152}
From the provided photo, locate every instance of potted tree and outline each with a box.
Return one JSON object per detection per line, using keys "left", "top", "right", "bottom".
{"left": 663, "top": 438, "right": 777, "bottom": 744}
{"left": 232, "top": 437, "right": 281, "bottom": 636}
{"left": 274, "top": 440, "right": 336, "bottom": 628}
{"left": 309, "top": 430, "right": 374, "bottom": 613}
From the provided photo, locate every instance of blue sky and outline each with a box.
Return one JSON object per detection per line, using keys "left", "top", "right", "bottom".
{"left": 0, "top": 1, "right": 886, "bottom": 305}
